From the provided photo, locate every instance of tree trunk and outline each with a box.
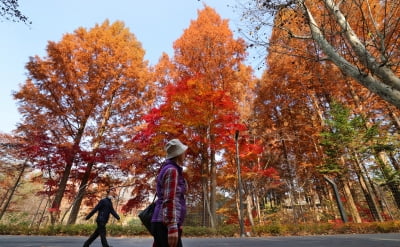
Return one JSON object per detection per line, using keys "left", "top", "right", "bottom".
{"left": 324, "top": 181, "right": 338, "bottom": 220}
{"left": 302, "top": 0, "right": 400, "bottom": 109}
{"left": 201, "top": 155, "right": 209, "bottom": 227}
{"left": 39, "top": 198, "right": 51, "bottom": 227}
{"left": 347, "top": 78, "right": 396, "bottom": 220}
{"left": 0, "top": 189, "right": 10, "bottom": 212}
{"left": 30, "top": 196, "right": 45, "bottom": 228}
{"left": 372, "top": 182, "right": 394, "bottom": 220}
{"left": 359, "top": 154, "right": 391, "bottom": 220}
{"left": 209, "top": 143, "right": 217, "bottom": 228}
{"left": 340, "top": 174, "right": 362, "bottom": 223}
{"left": 255, "top": 193, "right": 262, "bottom": 224}
{"left": 246, "top": 194, "right": 254, "bottom": 226}
{"left": 386, "top": 103, "right": 400, "bottom": 130}
{"left": 0, "top": 161, "right": 26, "bottom": 221}
{"left": 376, "top": 151, "right": 400, "bottom": 209}
{"left": 67, "top": 96, "right": 114, "bottom": 224}
{"left": 310, "top": 92, "right": 326, "bottom": 127}
{"left": 389, "top": 152, "right": 400, "bottom": 172}
{"left": 67, "top": 162, "right": 94, "bottom": 224}
{"left": 352, "top": 154, "right": 383, "bottom": 221}
{"left": 207, "top": 123, "right": 217, "bottom": 228}
{"left": 50, "top": 126, "right": 85, "bottom": 224}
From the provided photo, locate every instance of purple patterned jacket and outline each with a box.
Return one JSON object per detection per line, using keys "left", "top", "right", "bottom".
{"left": 151, "top": 159, "right": 187, "bottom": 234}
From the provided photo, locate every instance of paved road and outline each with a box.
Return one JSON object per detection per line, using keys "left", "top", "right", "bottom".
{"left": 0, "top": 233, "right": 400, "bottom": 247}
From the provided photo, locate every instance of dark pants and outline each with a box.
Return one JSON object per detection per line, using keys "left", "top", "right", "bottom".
{"left": 83, "top": 221, "right": 110, "bottom": 247}
{"left": 151, "top": 222, "right": 182, "bottom": 247}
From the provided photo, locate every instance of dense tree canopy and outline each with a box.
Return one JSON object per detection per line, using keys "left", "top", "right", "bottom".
{"left": 241, "top": 0, "right": 400, "bottom": 109}
{"left": 2, "top": 4, "right": 399, "bottom": 229}
{"left": 13, "top": 20, "right": 153, "bottom": 224}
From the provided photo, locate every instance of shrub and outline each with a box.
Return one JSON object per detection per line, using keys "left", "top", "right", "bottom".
{"left": 184, "top": 226, "right": 216, "bottom": 237}
{"left": 217, "top": 224, "right": 238, "bottom": 237}
{"left": 0, "top": 220, "right": 399, "bottom": 237}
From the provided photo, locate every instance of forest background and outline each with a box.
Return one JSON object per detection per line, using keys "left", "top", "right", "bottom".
{"left": 1, "top": 0, "right": 400, "bottom": 237}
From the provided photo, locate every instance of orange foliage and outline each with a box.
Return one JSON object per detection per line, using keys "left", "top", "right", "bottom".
{"left": 13, "top": 20, "right": 153, "bottom": 216}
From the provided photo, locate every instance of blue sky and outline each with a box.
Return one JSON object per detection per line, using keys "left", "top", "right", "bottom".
{"left": 0, "top": 0, "right": 262, "bottom": 134}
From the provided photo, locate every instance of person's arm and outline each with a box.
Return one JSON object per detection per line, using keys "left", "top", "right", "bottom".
{"left": 162, "top": 167, "right": 179, "bottom": 234}
{"left": 85, "top": 200, "right": 102, "bottom": 220}
{"left": 110, "top": 205, "right": 120, "bottom": 220}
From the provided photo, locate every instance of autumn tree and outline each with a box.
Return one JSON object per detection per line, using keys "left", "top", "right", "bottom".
{"left": 13, "top": 20, "right": 153, "bottom": 224}
{"left": 244, "top": 0, "right": 400, "bottom": 223}
{"left": 241, "top": 0, "right": 400, "bottom": 109}
{"left": 251, "top": 47, "right": 320, "bottom": 222}
{"left": 152, "top": 5, "right": 255, "bottom": 228}
{"left": 220, "top": 134, "right": 280, "bottom": 226}
{"left": 319, "top": 102, "right": 390, "bottom": 221}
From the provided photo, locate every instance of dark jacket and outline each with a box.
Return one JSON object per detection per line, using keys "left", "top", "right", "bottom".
{"left": 85, "top": 197, "right": 120, "bottom": 223}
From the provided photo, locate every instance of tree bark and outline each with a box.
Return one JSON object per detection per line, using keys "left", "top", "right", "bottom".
{"left": 50, "top": 125, "right": 85, "bottom": 224}
{"left": 30, "top": 196, "right": 45, "bottom": 228}
{"left": 352, "top": 154, "right": 383, "bottom": 222}
{"left": 339, "top": 155, "right": 362, "bottom": 223}
{"left": 209, "top": 138, "right": 217, "bottom": 228}
{"left": 66, "top": 162, "right": 94, "bottom": 224}
{"left": 341, "top": 177, "right": 362, "bottom": 223}
{"left": 246, "top": 194, "right": 254, "bottom": 226}
{"left": 0, "top": 161, "right": 26, "bottom": 220}
{"left": 67, "top": 95, "right": 114, "bottom": 224}
{"left": 201, "top": 154, "right": 209, "bottom": 227}
{"left": 386, "top": 103, "right": 400, "bottom": 130}
{"left": 0, "top": 189, "right": 10, "bottom": 212}
{"left": 302, "top": 1, "right": 400, "bottom": 109}
{"left": 207, "top": 123, "right": 217, "bottom": 228}
{"left": 376, "top": 151, "right": 400, "bottom": 209}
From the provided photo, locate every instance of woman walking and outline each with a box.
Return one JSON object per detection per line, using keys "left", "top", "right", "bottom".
{"left": 151, "top": 139, "right": 188, "bottom": 247}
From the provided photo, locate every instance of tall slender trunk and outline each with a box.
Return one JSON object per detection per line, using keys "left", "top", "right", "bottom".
{"left": 246, "top": 194, "right": 254, "bottom": 226}
{"left": 255, "top": 192, "right": 262, "bottom": 224}
{"left": 50, "top": 126, "right": 85, "bottom": 224}
{"left": 372, "top": 182, "right": 394, "bottom": 220}
{"left": 341, "top": 178, "right": 362, "bottom": 223}
{"left": 347, "top": 80, "right": 399, "bottom": 216}
{"left": 359, "top": 153, "right": 390, "bottom": 220}
{"left": 389, "top": 152, "right": 400, "bottom": 171}
{"left": 339, "top": 155, "right": 362, "bottom": 223}
{"left": 206, "top": 122, "right": 217, "bottom": 229}
{"left": 310, "top": 92, "right": 325, "bottom": 128}
{"left": 66, "top": 162, "right": 94, "bottom": 224}
{"left": 324, "top": 180, "right": 338, "bottom": 220}
{"left": 67, "top": 95, "right": 114, "bottom": 224}
{"left": 376, "top": 151, "right": 400, "bottom": 209}
{"left": 386, "top": 103, "right": 400, "bottom": 130}
{"left": 30, "top": 196, "right": 45, "bottom": 228}
{"left": 38, "top": 198, "right": 50, "bottom": 227}
{"left": 201, "top": 155, "right": 209, "bottom": 227}
{"left": 0, "top": 161, "right": 26, "bottom": 220}
{"left": 352, "top": 153, "right": 383, "bottom": 221}
{"left": 209, "top": 139, "right": 217, "bottom": 228}
{"left": 0, "top": 189, "right": 10, "bottom": 211}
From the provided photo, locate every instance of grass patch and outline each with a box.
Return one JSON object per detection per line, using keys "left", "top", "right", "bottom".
{"left": 0, "top": 221, "right": 400, "bottom": 237}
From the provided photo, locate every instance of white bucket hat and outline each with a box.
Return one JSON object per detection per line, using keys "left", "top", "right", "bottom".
{"left": 165, "top": 139, "right": 188, "bottom": 159}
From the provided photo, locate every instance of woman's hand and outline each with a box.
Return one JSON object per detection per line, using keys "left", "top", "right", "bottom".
{"left": 168, "top": 231, "right": 178, "bottom": 247}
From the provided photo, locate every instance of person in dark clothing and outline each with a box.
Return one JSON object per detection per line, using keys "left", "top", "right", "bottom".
{"left": 83, "top": 188, "right": 120, "bottom": 247}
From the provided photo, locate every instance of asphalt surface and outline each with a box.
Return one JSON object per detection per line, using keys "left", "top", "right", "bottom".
{"left": 0, "top": 233, "right": 400, "bottom": 247}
